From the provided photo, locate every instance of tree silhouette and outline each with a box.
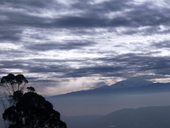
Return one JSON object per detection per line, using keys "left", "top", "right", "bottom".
{"left": 0, "top": 73, "right": 28, "bottom": 96}
{"left": 1, "top": 73, "right": 67, "bottom": 128}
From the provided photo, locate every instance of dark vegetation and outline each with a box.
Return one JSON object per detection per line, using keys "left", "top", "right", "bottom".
{"left": 0, "top": 73, "right": 67, "bottom": 128}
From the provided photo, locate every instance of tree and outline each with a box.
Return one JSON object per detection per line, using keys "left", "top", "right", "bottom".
{"left": 0, "top": 73, "right": 67, "bottom": 128}
{"left": 0, "top": 73, "right": 28, "bottom": 96}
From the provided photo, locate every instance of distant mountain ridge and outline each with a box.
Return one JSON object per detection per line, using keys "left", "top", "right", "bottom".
{"left": 58, "top": 77, "right": 170, "bottom": 96}
{"left": 98, "top": 105, "right": 170, "bottom": 128}
{"left": 65, "top": 106, "right": 170, "bottom": 128}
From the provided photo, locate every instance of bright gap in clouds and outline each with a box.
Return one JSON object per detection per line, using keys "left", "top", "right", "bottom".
{"left": 0, "top": 43, "right": 21, "bottom": 50}
{"left": 38, "top": 76, "right": 125, "bottom": 96}
{"left": 133, "top": 0, "right": 169, "bottom": 7}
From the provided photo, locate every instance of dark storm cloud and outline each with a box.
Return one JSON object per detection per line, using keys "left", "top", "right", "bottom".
{"left": 1, "top": 11, "right": 105, "bottom": 28}
{"left": 27, "top": 65, "right": 70, "bottom": 74}
{"left": 58, "top": 3, "right": 169, "bottom": 28}
{"left": 1, "top": 0, "right": 170, "bottom": 30}
{"left": 0, "top": 60, "right": 26, "bottom": 69}
{"left": 51, "top": 6, "right": 170, "bottom": 28}
{"left": 54, "top": 16, "right": 108, "bottom": 28}
{"left": 0, "top": 0, "right": 60, "bottom": 28}
{"left": 63, "top": 54, "right": 170, "bottom": 78}
{"left": 25, "top": 41, "right": 95, "bottom": 51}
{"left": 0, "top": 27, "right": 21, "bottom": 41}
{"left": 0, "top": 49, "right": 29, "bottom": 59}
{"left": 0, "top": 59, "right": 70, "bottom": 73}
{"left": 0, "top": 11, "right": 51, "bottom": 28}
{"left": 152, "top": 41, "right": 170, "bottom": 48}
{"left": 110, "top": 54, "right": 170, "bottom": 76}
{"left": 64, "top": 66, "right": 124, "bottom": 77}
{"left": 0, "top": 0, "right": 58, "bottom": 9}
{"left": 72, "top": 0, "right": 130, "bottom": 12}
{"left": 0, "top": 59, "right": 72, "bottom": 85}
{"left": 127, "top": 6, "right": 170, "bottom": 26}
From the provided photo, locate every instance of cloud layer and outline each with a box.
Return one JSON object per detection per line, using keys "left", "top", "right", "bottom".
{"left": 0, "top": 0, "right": 170, "bottom": 96}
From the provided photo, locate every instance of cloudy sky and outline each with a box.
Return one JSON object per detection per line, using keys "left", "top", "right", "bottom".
{"left": 0, "top": 0, "right": 170, "bottom": 96}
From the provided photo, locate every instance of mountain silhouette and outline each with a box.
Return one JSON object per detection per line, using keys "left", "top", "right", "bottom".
{"left": 58, "top": 77, "right": 170, "bottom": 96}
{"left": 65, "top": 106, "right": 170, "bottom": 128}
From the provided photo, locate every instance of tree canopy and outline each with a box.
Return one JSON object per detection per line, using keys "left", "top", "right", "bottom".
{"left": 0, "top": 73, "right": 67, "bottom": 128}
{"left": 0, "top": 73, "right": 28, "bottom": 96}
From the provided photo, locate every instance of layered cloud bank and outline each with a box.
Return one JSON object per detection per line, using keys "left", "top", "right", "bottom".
{"left": 0, "top": 0, "right": 170, "bottom": 96}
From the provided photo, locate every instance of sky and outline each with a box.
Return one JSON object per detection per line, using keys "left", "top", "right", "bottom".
{"left": 0, "top": 0, "right": 170, "bottom": 96}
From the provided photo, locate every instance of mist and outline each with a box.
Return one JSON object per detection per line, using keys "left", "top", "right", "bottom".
{"left": 48, "top": 91, "right": 170, "bottom": 116}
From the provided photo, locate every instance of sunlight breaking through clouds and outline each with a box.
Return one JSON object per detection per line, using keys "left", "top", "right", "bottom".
{"left": 150, "top": 77, "right": 170, "bottom": 84}
{"left": 41, "top": 76, "right": 126, "bottom": 96}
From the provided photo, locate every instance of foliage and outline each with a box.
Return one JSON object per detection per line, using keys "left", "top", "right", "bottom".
{"left": 0, "top": 73, "right": 28, "bottom": 96}
{"left": 0, "top": 73, "right": 67, "bottom": 128}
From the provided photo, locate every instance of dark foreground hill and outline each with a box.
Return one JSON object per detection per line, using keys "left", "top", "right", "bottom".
{"left": 65, "top": 106, "right": 170, "bottom": 128}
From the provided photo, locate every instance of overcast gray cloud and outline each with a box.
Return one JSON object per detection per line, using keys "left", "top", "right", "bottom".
{"left": 25, "top": 40, "right": 95, "bottom": 51}
{"left": 0, "top": 0, "right": 170, "bottom": 96}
